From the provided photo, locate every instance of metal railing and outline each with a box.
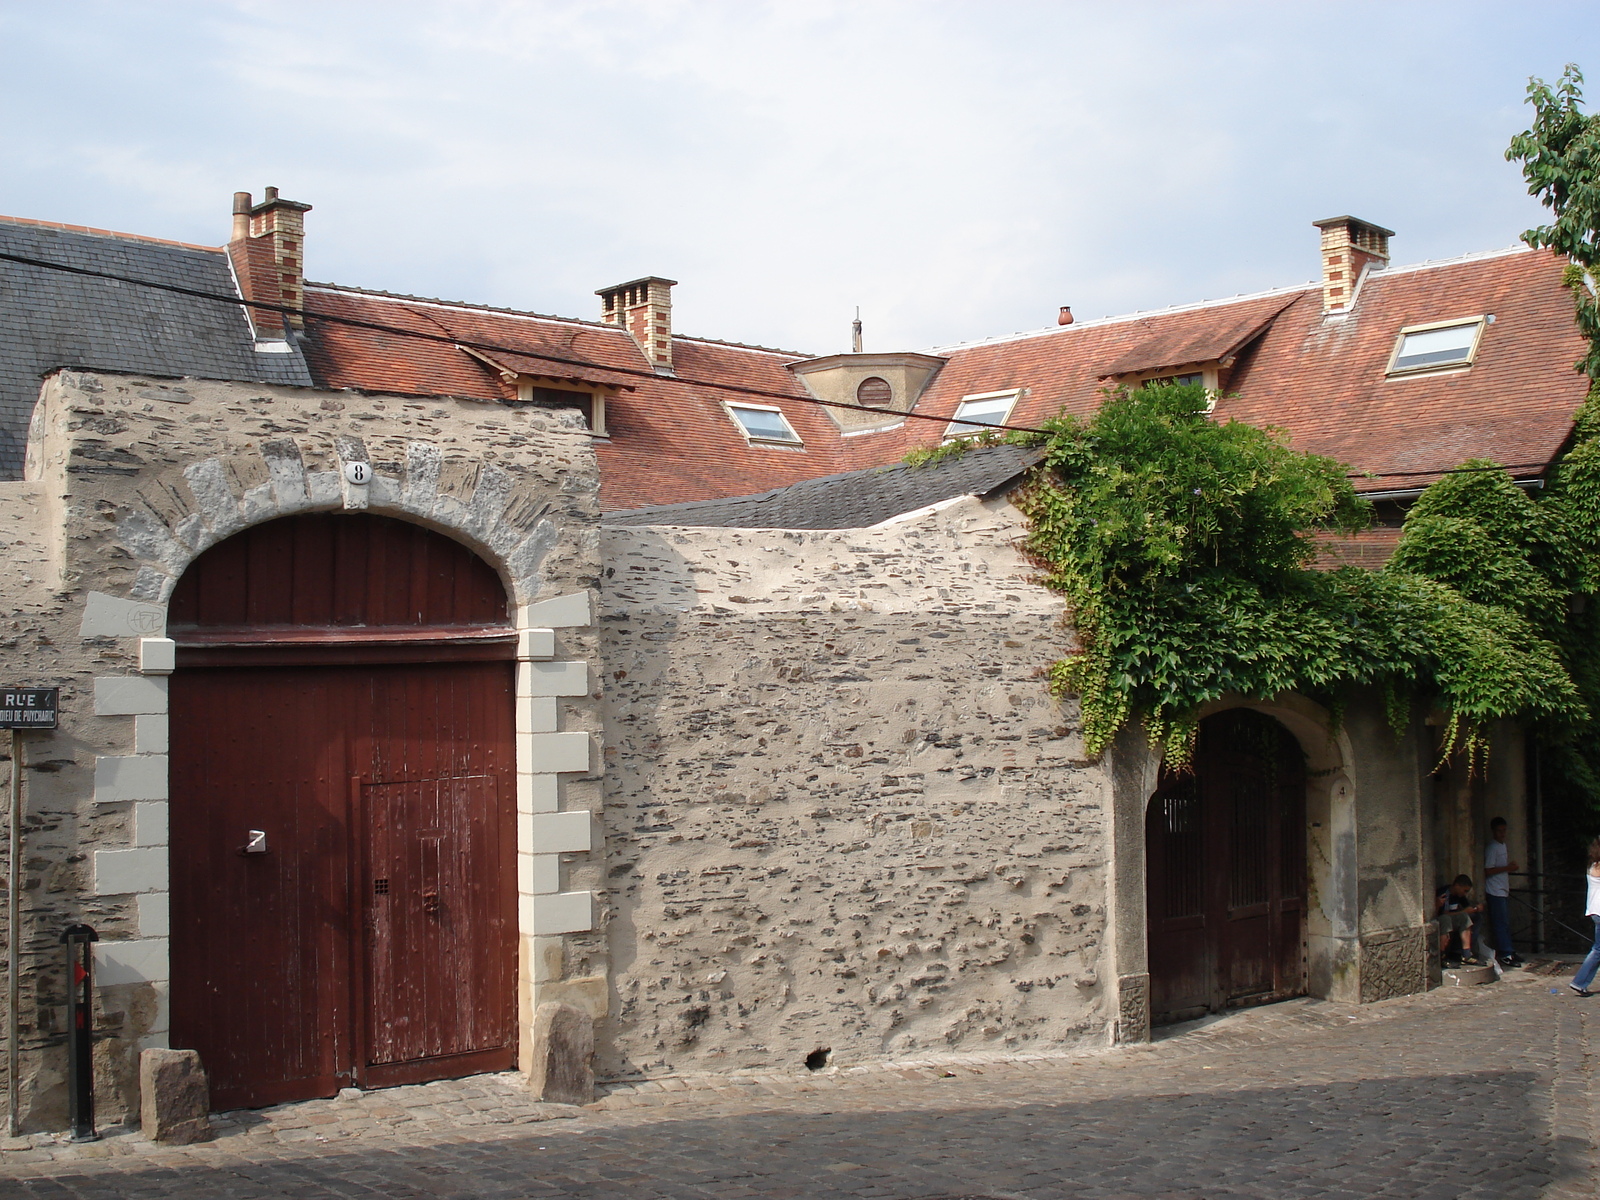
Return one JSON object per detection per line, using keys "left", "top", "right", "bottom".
{"left": 1507, "top": 871, "right": 1594, "bottom": 955}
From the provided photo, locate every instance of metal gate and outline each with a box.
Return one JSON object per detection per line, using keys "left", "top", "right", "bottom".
{"left": 1145, "top": 709, "right": 1307, "bottom": 1024}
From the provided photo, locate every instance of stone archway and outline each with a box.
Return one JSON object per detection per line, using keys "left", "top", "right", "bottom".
{"left": 166, "top": 512, "right": 518, "bottom": 1109}
{"left": 1106, "top": 693, "right": 1356, "bottom": 1042}
{"left": 1144, "top": 708, "right": 1308, "bottom": 1024}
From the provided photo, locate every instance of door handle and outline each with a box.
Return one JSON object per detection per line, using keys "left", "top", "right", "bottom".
{"left": 422, "top": 892, "right": 440, "bottom": 915}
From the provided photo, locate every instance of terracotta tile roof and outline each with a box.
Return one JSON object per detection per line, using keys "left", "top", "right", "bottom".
{"left": 1217, "top": 249, "right": 1588, "bottom": 491}
{"left": 298, "top": 284, "right": 838, "bottom": 510}
{"left": 847, "top": 248, "right": 1589, "bottom": 496}
{"left": 295, "top": 245, "right": 1590, "bottom": 521}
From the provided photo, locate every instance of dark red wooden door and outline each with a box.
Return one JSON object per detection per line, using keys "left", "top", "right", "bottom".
{"left": 1146, "top": 709, "right": 1307, "bottom": 1024}
{"left": 168, "top": 514, "right": 515, "bottom": 1111}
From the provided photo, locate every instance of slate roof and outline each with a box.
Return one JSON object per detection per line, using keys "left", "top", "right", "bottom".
{"left": 601, "top": 443, "right": 1039, "bottom": 529}
{"left": 0, "top": 216, "right": 312, "bottom": 477}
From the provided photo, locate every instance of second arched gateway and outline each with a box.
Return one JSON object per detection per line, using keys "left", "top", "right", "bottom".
{"left": 1144, "top": 709, "right": 1308, "bottom": 1025}
{"left": 168, "top": 514, "right": 517, "bottom": 1109}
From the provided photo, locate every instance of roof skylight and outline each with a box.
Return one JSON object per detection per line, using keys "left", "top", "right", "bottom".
{"left": 947, "top": 390, "right": 1019, "bottom": 437}
{"left": 1388, "top": 319, "right": 1484, "bottom": 375}
{"left": 727, "top": 403, "right": 802, "bottom": 443}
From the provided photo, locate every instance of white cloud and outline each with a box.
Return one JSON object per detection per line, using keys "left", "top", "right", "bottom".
{"left": 0, "top": 1, "right": 1589, "bottom": 352}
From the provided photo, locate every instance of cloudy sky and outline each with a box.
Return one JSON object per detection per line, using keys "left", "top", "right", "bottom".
{"left": 3, "top": 2, "right": 1597, "bottom": 354}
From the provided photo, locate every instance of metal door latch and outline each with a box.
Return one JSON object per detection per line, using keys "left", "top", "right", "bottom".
{"left": 422, "top": 892, "right": 440, "bottom": 915}
{"left": 242, "top": 830, "right": 267, "bottom": 854}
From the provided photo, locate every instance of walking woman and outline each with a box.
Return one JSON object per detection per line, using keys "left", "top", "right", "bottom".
{"left": 1570, "top": 838, "right": 1600, "bottom": 997}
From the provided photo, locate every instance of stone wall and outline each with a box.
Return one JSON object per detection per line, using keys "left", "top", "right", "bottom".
{"left": 1, "top": 369, "right": 605, "bottom": 1130}
{"left": 597, "top": 496, "right": 1112, "bottom": 1077}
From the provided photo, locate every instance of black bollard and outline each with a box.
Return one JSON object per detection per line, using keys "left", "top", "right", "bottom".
{"left": 59, "top": 924, "right": 98, "bottom": 1142}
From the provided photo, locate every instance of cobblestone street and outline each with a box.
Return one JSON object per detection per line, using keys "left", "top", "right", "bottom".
{"left": 2, "top": 967, "right": 1596, "bottom": 1199}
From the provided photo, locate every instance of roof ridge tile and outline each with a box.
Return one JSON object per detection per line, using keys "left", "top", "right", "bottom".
{"left": 0, "top": 213, "right": 223, "bottom": 254}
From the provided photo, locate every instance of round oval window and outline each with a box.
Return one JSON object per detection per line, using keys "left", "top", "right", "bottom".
{"left": 856, "top": 377, "right": 892, "bottom": 407}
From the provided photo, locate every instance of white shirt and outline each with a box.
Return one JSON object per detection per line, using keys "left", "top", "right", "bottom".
{"left": 1586, "top": 869, "right": 1600, "bottom": 918}
{"left": 1485, "top": 840, "right": 1510, "bottom": 897}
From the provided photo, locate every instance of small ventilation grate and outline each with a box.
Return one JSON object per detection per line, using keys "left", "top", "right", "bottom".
{"left": 373, "top": 878, "right": 390, "bottom": 896}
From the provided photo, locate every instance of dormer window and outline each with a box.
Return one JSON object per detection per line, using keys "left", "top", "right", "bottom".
{"left": 947, "top": 389, "right": 1019, "bottom": 437}
{"left": 727, "top": 403, "right": 802, "bottom": 445}
{"left": 1387, "top": 319, "right": 1485, "bottom": 376}
{"left": 515, "top": 382, "right": 608, "bottom": 436}
{"left": 1145, "top": 372, "right": 1204, "bottom": 387}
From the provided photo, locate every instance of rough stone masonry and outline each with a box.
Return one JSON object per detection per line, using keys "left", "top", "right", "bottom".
{"left": 596, "top": 496, "right": 1113, "bottom": 1078}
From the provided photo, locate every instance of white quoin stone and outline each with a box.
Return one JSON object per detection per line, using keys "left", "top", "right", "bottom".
{"left": 517, "top": 774, "right": 559, "bottom": 814}
{"left": 94, "top": 755, "right": 169, "bottom": 802}
{"left": 133, "top": 802, "right": 169, "bottom": 847}
{"left": 139, "top": 637, "right": 176, "bottom": 674}
{"left": 79, "top": 591, "right": 167, "bottom": 639}
{"left": 94, "top": 848, "right": 169, "bottom": 895}
{"left": 524, "top": 732, "right": 592, "bottom": 774}
{"left": 529, "top": 811, "right": 593, "bottom": 855}
{"left": 517, "top": 628, "right": 556, "bottom": 660}
{"left": 94, "top": 938, "right": 170, "bottom": 985}
{"left": 135, "top": 714, "right": 169, "bottom": 754}
{"left": 521, "top": 591, "right": 593, "bottom": 628}
{"left": 516, "top": 696, "right": 559, "bottom": 734}
{"left": 519, "top": 853, "right": 561, "bottom": 895}
{"left": 94, "top": 676, "right": 169, "bottom": 715}
{"left": 137, "top": 893, "right": 171, "bottom": 938}
{"left": 523, "top": 891, "right": 595, "bottom": 936}
{"left": 520, "top": 662, "right": 589, "bottom": 697}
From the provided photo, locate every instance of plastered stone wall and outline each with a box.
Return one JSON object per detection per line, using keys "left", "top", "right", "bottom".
{"left": 1, "top": 370, "right": 605, "bottom": 1131}
{"left": 598, "top": 496, "right": 1113, "bottom": 1077}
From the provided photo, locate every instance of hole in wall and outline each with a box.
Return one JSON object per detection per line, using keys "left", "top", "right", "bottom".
{"left": 804, "top": 1047, "right": 831, "bottom": 1071}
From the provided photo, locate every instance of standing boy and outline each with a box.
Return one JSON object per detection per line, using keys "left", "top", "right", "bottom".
{"left": 1484, "top": 817, "right": 1523, "bottom": 967}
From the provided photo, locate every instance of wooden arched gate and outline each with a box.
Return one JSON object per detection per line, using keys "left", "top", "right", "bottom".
{"left": 1145, "top": 709, "right": 1308, "bottom": 1024}
{"left": 168, "top": 514, "right": 517, "bottom": 1110}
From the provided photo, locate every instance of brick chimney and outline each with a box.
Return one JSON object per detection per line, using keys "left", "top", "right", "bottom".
{"left": 1312, "top": 216, "right": 1393, "bottom": 313}
{"left": 227, "top": 187, "right": 312, "bottom": 333}
{"left": 597, "top": 276, "right": 677, "bottom": 372}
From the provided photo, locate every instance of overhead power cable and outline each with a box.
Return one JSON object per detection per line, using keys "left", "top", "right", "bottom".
{"left": 0, "top": 248, "right": 1568, "bottom": 482}
{"left": 0, "top": 249, "right": 1058, "bottom": 434}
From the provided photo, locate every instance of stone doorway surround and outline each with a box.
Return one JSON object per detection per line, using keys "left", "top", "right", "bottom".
{"left": 1104, "top": 691, "right": 1432, "bottom": 1043}
{"left": 8, "top": 370, "right": 608, "bottom": 1127}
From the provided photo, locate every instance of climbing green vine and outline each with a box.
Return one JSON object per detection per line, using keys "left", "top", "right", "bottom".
{"left": 1007, "top": 385, "right": 1585, "bottom": 768}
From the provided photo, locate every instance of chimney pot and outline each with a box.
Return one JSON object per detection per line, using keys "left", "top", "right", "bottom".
{"left": 1058, "top": 306, "right": 1074, "bottom": 326}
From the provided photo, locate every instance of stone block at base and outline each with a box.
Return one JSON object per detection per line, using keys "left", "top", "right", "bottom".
{"left": 139, "top": 1048, "right": 213, "bottom": 1144}
{"left": 528, "top": 1001, "right": 594, "bottom": 1105}
{"left": 1441, "top": 964, "right": 1496, "bottom": 987}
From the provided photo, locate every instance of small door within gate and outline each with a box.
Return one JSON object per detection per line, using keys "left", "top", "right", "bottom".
{"left": 1145, "top": 708, "right": 1307, "bottom": 1024}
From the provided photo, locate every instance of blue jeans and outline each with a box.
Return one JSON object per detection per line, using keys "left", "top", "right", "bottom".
{"left": 1575, "top": 916, "right": 1600, "bottom": 991}
{"left": 1486, "top": 894, "right": 1515, "bottom": 960}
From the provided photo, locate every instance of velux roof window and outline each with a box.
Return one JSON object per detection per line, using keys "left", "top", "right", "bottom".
{"left": 947, "top": 390, "right": 1019, "bottom": 437}
{"left": 1387, "top": 319, "right": 1485, "bottom": 376}
{"left": 727, "top": 403, "right": 802, "bottom": 444}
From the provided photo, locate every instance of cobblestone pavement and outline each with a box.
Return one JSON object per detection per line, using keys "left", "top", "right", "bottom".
{"left": 2, "top": 965, "right": 1597, "bottom": 1199}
